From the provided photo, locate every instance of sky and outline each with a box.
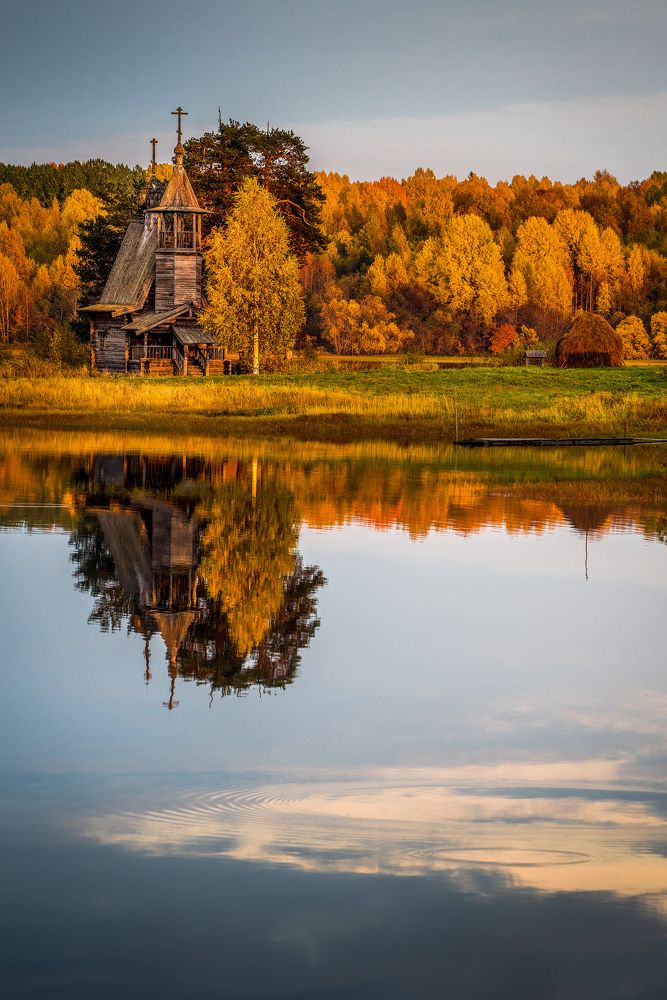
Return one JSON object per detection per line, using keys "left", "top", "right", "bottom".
{"left": 0, "top": 0, "right": 665, "bottom": 182}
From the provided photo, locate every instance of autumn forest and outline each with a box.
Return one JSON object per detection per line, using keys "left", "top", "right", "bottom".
{"left": 1, "top": 130, "right": 667, "bottom": 366}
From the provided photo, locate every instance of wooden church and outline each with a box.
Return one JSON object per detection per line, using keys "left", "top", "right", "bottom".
{"left": 83, "top": 109, "right": 235, "bottom": 375}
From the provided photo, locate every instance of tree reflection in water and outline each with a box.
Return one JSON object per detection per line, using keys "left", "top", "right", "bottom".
{"left": 69, "top": 454, "right": 325, "bottom": 708}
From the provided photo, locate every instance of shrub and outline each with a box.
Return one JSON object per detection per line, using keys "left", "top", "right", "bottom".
{"left": 519, "top": 325, "right": 538, "bottom": 346}
{"left": 489, "top": 323, "right": 518, "bottom": 354}
{"left": 496, "top": 341, "right": 527, "bottom": 367}
{"left": 30, "top": 323, "right": 89, "bottom": 369}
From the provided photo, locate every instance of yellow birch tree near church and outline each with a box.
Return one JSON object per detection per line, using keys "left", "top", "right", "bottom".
{"left": 200, "top": 177, "right": 305, "bottom": 373}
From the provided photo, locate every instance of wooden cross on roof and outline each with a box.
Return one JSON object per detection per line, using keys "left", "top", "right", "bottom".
{"left": 150, "top": 137, "right": 157, "bottom": 176}
{"left": 171, "top": 106, "right": 188, "bottom": 146}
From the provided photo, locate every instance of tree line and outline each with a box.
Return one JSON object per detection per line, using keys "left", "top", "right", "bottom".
{"left": 0, "top": 160, "right": 142, "bottom": 206}
{"left": 0, "top": 181, "right": 102, "bottom": 359}
{"left": 0, "top": 162, "right": 151, "bottom": 363}
{"left": 307, "top": 169, "right": 667, "bottom": 358}
{"left": 1, "top": 125, "right": 667, "bottom": 364}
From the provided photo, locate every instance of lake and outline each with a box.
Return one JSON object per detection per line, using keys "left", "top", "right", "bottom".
{"left": 0, "top": 429, "right": 666, "bottom": 999}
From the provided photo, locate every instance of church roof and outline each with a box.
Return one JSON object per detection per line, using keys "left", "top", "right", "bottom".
{"left": 150, "top": 164, "right": 206, "bottom": 214}
{"left": 126, "top": 303, "right": 192, "bottom": 332}
{"left": 172, "top": 324, "right": 214, "bottom": 346}
{"left": 148, "top": 609, "right": 200, "bottom": 667}
{"left": 97, "top": 220, "right": 157, "bottom": 309}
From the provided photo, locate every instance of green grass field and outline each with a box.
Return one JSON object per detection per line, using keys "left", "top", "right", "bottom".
{"left": 0, "top": 367, "right": 665, "bottom": 442}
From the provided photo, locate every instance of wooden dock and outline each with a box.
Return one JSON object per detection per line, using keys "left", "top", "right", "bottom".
{"left": 455, "top": 437, "right": 667, "bottom": 448}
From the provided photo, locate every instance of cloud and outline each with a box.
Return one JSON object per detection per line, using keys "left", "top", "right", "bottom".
{"left": 291, "top": 92, "right": 667, "bottom": 184}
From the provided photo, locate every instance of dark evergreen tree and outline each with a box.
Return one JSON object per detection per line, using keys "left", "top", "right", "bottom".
{"left": 74, "top": 168, "right": 145, "bottom": 309}
{"left": 183, "top": 117, "right": 325, "bottom": 260}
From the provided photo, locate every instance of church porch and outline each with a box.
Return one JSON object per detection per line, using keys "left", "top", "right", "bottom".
{"left": 126, "top": 325, "right": 238, "bottom": 376}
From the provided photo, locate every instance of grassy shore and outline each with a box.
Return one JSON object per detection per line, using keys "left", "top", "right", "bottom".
{"left": 0, "top": 367, "right": 665, "bottom": 442}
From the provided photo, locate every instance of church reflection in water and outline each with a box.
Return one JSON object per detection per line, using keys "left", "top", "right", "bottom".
{"left": 69, "top": 453, "right": 325, "bottom": 708}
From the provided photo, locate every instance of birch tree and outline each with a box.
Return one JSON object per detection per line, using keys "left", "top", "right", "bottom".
{"left": 201, "top": 178, "right": 305, "bottom": 373}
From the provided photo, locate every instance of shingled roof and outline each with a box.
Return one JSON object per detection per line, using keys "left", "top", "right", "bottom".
{"left": 172, "top": 324, "right": 214, "bottom": 346}
{"left": 126, "top": 303, "right": 192, "bottom": 333}
{"left": 153, "top": 164, "right": 205, "bottom": 213}
{"left": 97, "top": 221, "right": 157, "bottom": 309}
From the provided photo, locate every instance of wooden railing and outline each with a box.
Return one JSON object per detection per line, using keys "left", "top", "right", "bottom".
{"left": 146, "top": 345, "right": 173, "bottom": 360}
{"left": 158, "top": 231, "right": 196, "bottom": 250}
{"left": 131, "top": 345, "right": 174, "bottom": 361}
{"left": 129, "top": 343, "right": 238, "bottom": 375}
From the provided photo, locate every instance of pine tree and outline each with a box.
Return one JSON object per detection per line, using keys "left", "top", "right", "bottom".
{"left": 200, "top": 178, "right": 305, "bottom": 374}
{"left": 184, "top": 118, "right": 324, "bottom": 259}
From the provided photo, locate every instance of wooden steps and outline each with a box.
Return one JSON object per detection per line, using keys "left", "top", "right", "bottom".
{"left": 145, "top": 359, "right": 175, "bottom": 376}
{"left": 206, "top": 360, "right": 229, "bottom": 375}
{"left": 134, "top": 358, "right": 235, "bottom": 377}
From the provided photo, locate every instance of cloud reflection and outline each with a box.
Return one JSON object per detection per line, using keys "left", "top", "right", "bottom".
{"left": 82, "top": 765, "right": 667, "bottom": 907}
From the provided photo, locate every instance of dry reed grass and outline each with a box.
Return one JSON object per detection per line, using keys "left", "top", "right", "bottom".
{"left": 0, "top": 368, "right": 664, "bottom": 441}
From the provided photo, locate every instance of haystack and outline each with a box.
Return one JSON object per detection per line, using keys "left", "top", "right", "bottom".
{"left": 556, "top": 312, "right": 623, "bottom": 368}
{"left": 560, "top": 504, "right": 612, "bottom": 535}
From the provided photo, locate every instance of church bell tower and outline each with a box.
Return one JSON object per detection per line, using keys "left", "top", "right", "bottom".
{"left": 149, "top": 107, "right": 206, "bottom": 312}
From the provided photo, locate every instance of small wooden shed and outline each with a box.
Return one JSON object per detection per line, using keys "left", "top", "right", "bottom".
{"left": 525, "top": 350, "right": 547, "bottom": 367}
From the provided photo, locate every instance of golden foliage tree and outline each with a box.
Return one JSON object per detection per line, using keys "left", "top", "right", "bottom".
{"left": 416, "top": 214, "right": 509, "bottom": 334}
{"left": 649, "top": 312, "right": 667, "bottom": 360}
{"left": 201, "top": 177, "right": 305, "bottom": 373}
{"left": 616, "top": 315, "right": 651, "bottom": 360}
{"left": 320, "top": 294, "right": 413, "bottom": 354}
{"left": 553, "top": 209, "right": 602, "bottom": 311}
{"left": 366, "top": 253, "right": 410, "bottom": 297}
{"left": 510, "top": 216, "right": 572, "bottom": 334}
{"left": 198, "top": 470, "right": 299, "bottom": 657}
{"left": 0, "top": 182, "right": 102, "bottom": 342}
{"left": 0, "top": 252, "right": 20, "bottom": 342}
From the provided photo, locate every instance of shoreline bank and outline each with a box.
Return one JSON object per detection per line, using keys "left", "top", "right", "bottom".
{"left": 0, "top": 368, "right": 665, "bottom": 443}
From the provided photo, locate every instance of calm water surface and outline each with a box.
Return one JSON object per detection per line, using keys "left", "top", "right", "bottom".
{"left": 0, "top": 431, "right": 666, "bottom": 999}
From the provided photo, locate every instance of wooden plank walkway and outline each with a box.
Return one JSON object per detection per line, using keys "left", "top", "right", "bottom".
{"left": 455, "top": 437, "right": 667, "bottom": 448}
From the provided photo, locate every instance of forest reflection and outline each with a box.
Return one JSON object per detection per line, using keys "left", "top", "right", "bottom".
{"left": 1, "top": 430, "right": 665, "bottom": 543}
{"left": 69, "top": 453, "right": 325, "bottom": 707}
{"left": 0, "top": 431, "right": 665, "bottom": 707}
